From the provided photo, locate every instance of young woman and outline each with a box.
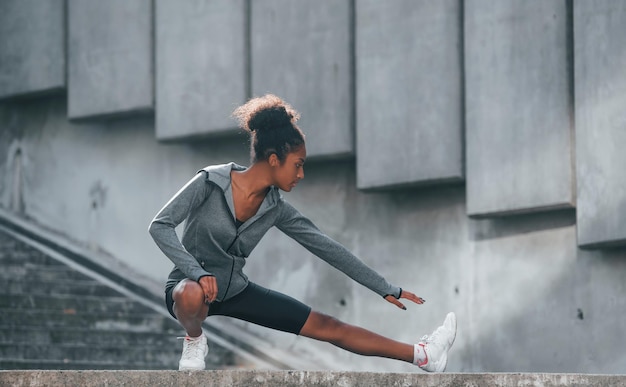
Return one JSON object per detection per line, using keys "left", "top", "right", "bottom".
{"left": 149, "top": 94, "right": 456, "bottom": 372}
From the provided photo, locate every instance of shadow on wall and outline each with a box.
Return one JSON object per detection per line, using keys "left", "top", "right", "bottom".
{"left": 470, "top": 209, "right": 577, "bottom": 242}
{"left": 10, "top": 145, "right": 24, "bottom": 215}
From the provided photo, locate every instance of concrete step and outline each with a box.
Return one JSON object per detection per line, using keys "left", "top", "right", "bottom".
{"left": 1, "top": 370, "right": 625, "bottom": 386}
{"left": 0, "top": 329, "right": 237, "bottom": 367}
{"left": 0, "top": 343, "right": 180, "bottom": 365}
{"left": 0, "top": 359, "right": 176, "bottom": 371}
{"left": 0, "top": 309, "right": 177, "bottom": 331}
{"left": 0, "top": 293, "right": 155, "bottom": 313}
{"left": 4, "top": 278, "right": 123, "bottom": 297}
{"left": 0, "top": 343, "right": 236, "bottom": 370}
{"left": 0, "top": 249, "right": 65, "bottom": 266}
{"left": 0, "top": 263, "right": 95, "bottom": 281}
{"left": 0, "top": 327, "right": 182, "bottom": 347}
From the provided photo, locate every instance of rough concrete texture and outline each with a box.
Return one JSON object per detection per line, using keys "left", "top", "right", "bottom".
{"left": 574, "top": 1, "right": 626, "bottom": 248}
{"left": 465, "top": 0, "right": 574, "bottom": 217}
{"left": 67, "top": 0, "right": 153, "bottom": 119}
{"left": 355, "top": 0, "right": 463, "bottom": 190}
{"left": 251, "top": 1, "right": 353, "bottom": 159}
{"left": 156, "top": 0, "right": 247, "bottom": 140}
{"left": 2, "top": 371, "right": 626, "bottom": 387}
{"left": 0, "top": 0, "right": 65, "bottom": 99}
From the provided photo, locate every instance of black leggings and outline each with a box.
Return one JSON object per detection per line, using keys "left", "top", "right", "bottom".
{"left": 165, "top": 281, "right": 312, "bottom": 335}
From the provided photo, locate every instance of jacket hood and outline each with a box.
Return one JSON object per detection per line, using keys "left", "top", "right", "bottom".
{"left": 198, "top": 162, "right": 282, "bottom": 208}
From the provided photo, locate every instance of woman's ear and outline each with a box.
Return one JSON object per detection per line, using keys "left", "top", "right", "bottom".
{"left": 268, "top": 153, "right": 279, "bottom": 167}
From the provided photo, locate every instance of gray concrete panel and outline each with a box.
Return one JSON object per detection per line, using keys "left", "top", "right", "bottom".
{"left": 465, "top": 0, "right": 574, "bottom": 217}
{"left": 156, "top": 0, "right": 247, "bottom": 140}
{"left": 355, "top": 0, "right": 463, "bottom": 190}
{"left": 68, "top": 0, "right": 153, "bottom": 119}
{"left": 251, "top": 1, "right": 352, "bottom": 159}
{"left": 575, "top": 2, "right": 626, "bottom": 248}
{"left": 0, "top": 0, "right": 65, "bottom": 99}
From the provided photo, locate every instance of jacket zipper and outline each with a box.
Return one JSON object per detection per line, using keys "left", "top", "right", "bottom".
{"left": 221, "top": 232, "right": 239, "bottom": 300}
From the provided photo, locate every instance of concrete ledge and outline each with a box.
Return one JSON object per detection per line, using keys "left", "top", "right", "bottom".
{"left": 1, "top": 371, "right": 625, "bottom": 387}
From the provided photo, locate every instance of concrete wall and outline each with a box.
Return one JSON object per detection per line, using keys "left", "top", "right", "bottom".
{"left": 0, "top": 0, "right": 65, "bottom": 99}
{"left": 356, "top": 0, "right": 464, "bottom": 190}
{"left": 2, "top": 0, "right": 626, "bottom": 374}
{"left": 465, "top": 0, "right": 575, "bottom": 217}
{"left": 574, "top": 1, "right": 626, "bottom": 248}
{"left": 2, "top": 96, "right": 626, "bottom": 374}
{"left": 68, "top": 0, "right": 153, "bottom": 119}
{"left": 155, "top": 0, "right": 247, "bottom": 140}
{"left": 251, "top": 1, "right": 353, "bottom": 159}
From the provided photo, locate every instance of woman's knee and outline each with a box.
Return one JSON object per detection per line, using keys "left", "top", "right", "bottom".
{"left": 172, "top": 279, "right": 205, "bottom": 315}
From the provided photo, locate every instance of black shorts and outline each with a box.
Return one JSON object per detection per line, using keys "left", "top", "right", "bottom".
{"left": 165, "top": 281, "right": 311, "bottom": 335}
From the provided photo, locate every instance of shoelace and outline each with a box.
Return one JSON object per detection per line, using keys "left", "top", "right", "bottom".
{"left": 178, "top": 336, "right": 206, "bottom": 358}
{"left": 421, "top": 324, "right": 445, "bottom": 345}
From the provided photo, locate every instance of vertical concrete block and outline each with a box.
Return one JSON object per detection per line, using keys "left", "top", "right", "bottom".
{"left": 575, "top": 2, "right": 626, "bottom": 248}
{"left": 156, "top": 0, "right": 247, "bottom": 140}
{"left": 251, "top": 1, "right": 352, "bottom": 158}
{"left": 465, "top": 0, "right": 574, "bottom": 217}
{"left": 68, "top": 0, "right": 153, "bottom": 119}
{"left": 0, "top": 0, "right": 65, "bottom": 99}
{"left": 356, "top": 0, "right": 463, "bottom": 190}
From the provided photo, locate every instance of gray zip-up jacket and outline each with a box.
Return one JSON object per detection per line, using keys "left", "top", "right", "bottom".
{"left": 149, "top": 162, "right": 401, "bottom": 302}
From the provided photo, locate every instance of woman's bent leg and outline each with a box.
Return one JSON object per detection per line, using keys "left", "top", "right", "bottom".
{"left": 171, "top": 279, "right": 210, "bottom": 371}
{"left": 172, "top": 279, "right": 209, "bottom": 337}
{"left": 299, "top": 311, "right": 414, "bottom": 363}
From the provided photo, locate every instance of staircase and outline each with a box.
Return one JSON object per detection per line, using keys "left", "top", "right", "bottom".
{"left": 0, "top": 228, "right": 241, "bottom": 370}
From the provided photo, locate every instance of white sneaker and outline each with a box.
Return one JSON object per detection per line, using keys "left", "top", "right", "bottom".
{"left": 178, "top": 333, "right": 209, "bottom": 371}
{"left": 416, "top": 312, "right": 457, "bottom": 372}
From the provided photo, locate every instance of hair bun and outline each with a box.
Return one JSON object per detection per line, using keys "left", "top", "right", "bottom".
{"left": 232, "top": 94, "right": 300, "bottom": 133}
{"left": 249, "top": 106, "right": 293, "bottom": 133}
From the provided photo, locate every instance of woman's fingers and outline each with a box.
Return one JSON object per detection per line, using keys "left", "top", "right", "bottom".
{"left": 199, "top": 276, "right": 218, "bottom": 304}
{"left": 208, "top": 277, "right": 217, "bottom": 302}
{"left": 401, "top": 290, "right": 425, "bottom": 305}
{"left": 384, "top": 295, "right": 407, "bottom": 310}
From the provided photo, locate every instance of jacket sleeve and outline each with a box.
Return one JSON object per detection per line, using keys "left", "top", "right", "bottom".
{"left": 276, "top": 200, "right": 401, "bottom": 299}
{"left": 148, "top": 172, "right": 213, "bottom": 282}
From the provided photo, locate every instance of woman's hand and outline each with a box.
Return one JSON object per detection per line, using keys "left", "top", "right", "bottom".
{"left": 198, "top": 275, "right": 218, "bottom": 304}
{"left": 384, "top": 290, "right": 425, "bottom": 310}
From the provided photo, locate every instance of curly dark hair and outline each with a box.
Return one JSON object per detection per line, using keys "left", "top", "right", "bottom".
{"left": 232, "top": 94, "right": 305, "bottom": 163}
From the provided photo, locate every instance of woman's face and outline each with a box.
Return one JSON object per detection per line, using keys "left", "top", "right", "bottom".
{"left": 272, "top": 145, "right": 306, "bottom": 192}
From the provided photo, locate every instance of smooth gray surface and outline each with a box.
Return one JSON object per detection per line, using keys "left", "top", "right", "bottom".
{"left": 465, "top": 0, "right": 574, "bottom": 217}
{"left": 355, "top": 0, "right": 463, "bottom": 190}
{"left": 156, "top": 0, "right": 247, "bottom": 140}
{"left": 2, "top": 371, "right": 626, "bottom": 387}
{"left": 574, "top": 1, "right": 626, "bottom": 248}
{"left": 0, "top": 0, "right": 65, "bottom": 99}
{"left": 251, "top": 1, "right": 353, "bottom": 159}
{"left": 68, "top": 0, "right": 153, "bottom": 119}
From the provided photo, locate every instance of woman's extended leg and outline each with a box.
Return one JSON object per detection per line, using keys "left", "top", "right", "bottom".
{"left": 299, "top": 310, "right": 456, "bottom": 372}
{"left": 299, "top": 311, "right": 413, "bottom": 362}
{"left": 171, "top": 279, "right": 210, "bottom": 370}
